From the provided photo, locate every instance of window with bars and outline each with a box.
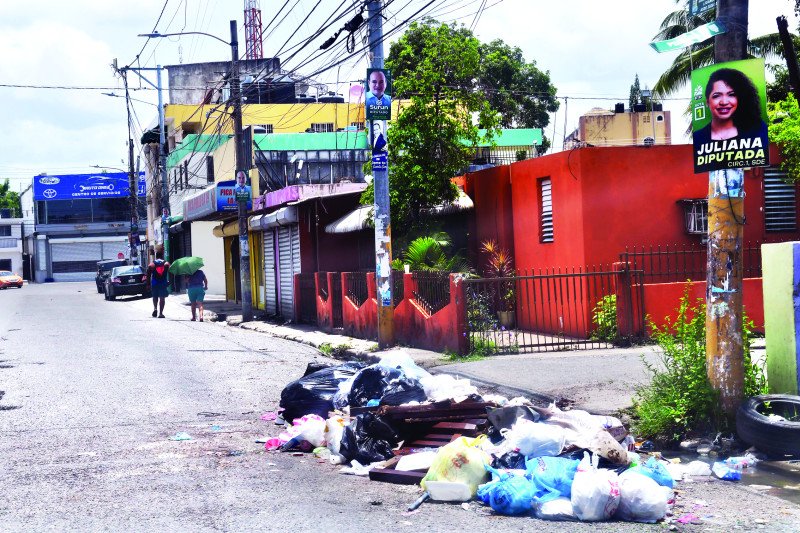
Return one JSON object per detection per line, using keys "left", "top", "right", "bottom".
{"left": 253, "top": 124, "right": 274, "bottom": 134}
{"left": 310, "top": 122, "right": 334, "bottom": 133}
{"left": 350, "top": 122, "right": 365, "bottom": 130}
{"left": 538, "top": 177, "right": 553, "bottom": 243}
{"left": 764, "top": 167, "right": 797, "bottom": 232}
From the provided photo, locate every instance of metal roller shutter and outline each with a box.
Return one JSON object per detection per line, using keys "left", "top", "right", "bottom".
{"left": 51, "top": 242, "right": 103, "bottom": 281}
{"left": 264, "top": 229, "right": 277, "bottom": 315}
{"left": 277, "top": 225, "right": 299, "bottom": 319}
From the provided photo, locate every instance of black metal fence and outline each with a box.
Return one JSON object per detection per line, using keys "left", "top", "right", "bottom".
{"left": 297, "top": 273, "right": 317, "bottom": 325}
{"left": 619, "top": 242, "right": 763, "bottom": 283}
{"left": 344, "top": 272, "right": 369, "bottom": 307}
{"left": 412, "top": 272, "right": 451, "bottom": 316}
{"left": 463, "top": 266, "right": 645, "bottom": 354}
{"left": 392, "top": 271, "right": 404, "bottom": 307}
{"left": 330, "top": 273, "right": 344, "bottom": 328}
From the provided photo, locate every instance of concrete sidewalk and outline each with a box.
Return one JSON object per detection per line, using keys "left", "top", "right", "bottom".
{"left": 161, "top": 292, "right": 658, "bottom": 415}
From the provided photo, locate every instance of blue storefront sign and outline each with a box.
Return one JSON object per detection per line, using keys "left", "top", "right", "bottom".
{"left": 216, "top": 180, "right": 252, "bottom": 211}
{"left": 33, "top": 172, "right": 146, "bottom": 201}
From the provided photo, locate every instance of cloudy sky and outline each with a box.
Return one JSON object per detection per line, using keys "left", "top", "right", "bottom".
{"left": 0, "top": 0, "right": 796, "bottom": 191}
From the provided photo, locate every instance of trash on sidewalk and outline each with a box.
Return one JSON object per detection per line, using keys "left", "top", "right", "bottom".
{"left": 262, "top": 352, "right": 719, "bottom": 524}
{"left": 169, "top": 432, "right": 193, "bottom": 441}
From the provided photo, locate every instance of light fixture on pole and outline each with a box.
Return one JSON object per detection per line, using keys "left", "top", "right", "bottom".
{"left": 140, "top": 20, "right": 253, "bottom": 322}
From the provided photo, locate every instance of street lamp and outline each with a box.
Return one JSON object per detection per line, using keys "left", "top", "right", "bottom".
{"left": 141, "top": 20, "right": 252, "bottom": 322}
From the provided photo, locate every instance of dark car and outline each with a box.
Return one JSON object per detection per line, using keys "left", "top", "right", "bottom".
{"left": 96, "top": 259, "right": 127, "bottom": 293}
{"left": 104, "top": 265, "right": 150, "bottom": 300}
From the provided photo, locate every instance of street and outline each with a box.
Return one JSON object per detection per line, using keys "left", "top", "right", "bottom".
{"left": 1, "top": 283, "right": 799, "bottom": 532}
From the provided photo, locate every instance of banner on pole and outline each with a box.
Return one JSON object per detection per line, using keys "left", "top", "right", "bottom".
{"left": 691, "top": 58, "right": 770, "bottom": 174}
{"left": 689, "top": 0, "right": 715, "bottom": 17}
{"left": 365, "top": 68, "right": 392, "bottom": 120}
{"left": 650, "top": 21, "right": 726, "bottom": 53}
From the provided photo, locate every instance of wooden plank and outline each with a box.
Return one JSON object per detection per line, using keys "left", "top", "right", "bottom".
{"left": 369, "top": 468, "right": 426, "bottom": 485}
{"left": 431, "top": 421, "right": 478, "bottom": 433}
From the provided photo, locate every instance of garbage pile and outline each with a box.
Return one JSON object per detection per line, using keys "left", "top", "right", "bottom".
{"left": 265, "top": 353, "right": 749, "bottom": 523}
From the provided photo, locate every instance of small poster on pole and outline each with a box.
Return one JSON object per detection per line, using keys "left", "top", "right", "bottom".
{"left": 690, "top": 58, "right": 769, "bottom": 174}
{"left": 365, "top": 68, "right": 391, "bottom": 120}
{"left": 689, "top": 0, "right": 715, "bottom": 17}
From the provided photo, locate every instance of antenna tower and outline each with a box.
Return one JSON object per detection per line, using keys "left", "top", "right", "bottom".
{"left": 243, "top": 0, "right": 264, "bottom": 60}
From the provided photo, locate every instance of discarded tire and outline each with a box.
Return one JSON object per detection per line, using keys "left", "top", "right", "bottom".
{"left": 736, "top": 394, "right": 800, "bottom": 458}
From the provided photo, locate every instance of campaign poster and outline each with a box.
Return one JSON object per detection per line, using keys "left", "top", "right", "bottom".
{"left": 691, "top": 58, "right": 769, "bottom": 174}
{"left": 365, "top": 68, "right": 391, "bottom": 120}
{"left": 370, "top": 120, "right": 388, "bottom": 171}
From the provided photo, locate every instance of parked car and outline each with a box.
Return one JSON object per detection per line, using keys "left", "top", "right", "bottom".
{"left": 96, "top": 259, "right": 127, "bottom": 293}
{"left": 104, "top": 265, "right": 150, "bottom": 301}
{"left": 0, "top": 270, "right": 24, "bottom": 289}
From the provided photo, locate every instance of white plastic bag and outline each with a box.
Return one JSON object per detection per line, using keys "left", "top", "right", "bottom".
{"left": 615, "top": 471, "right": 669, "bottom": 523}
{"left": 533, "top": 497, "right": 577, "bottom": 521}
{"left": 324, "top": 415, "right": 346, "bottom": 456}
{"left": 570, "top": 452, "right": 620, "bottom": 521}
{"left": 420, "top": 374, "right": 479, "bottom": 403}
{"left": 500, "top": 418, "right": 565, "bottom": 458}
{"left": 377, "top": 351, "right": 431, "bottom": 381}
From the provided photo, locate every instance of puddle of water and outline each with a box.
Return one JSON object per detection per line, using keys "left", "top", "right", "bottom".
{"left": 663, "top": 452, "right": 800, "bottom": 505}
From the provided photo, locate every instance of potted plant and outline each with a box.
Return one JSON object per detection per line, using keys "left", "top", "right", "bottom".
{"left": 481, "top": 240, "right": 516, "bottom": 328}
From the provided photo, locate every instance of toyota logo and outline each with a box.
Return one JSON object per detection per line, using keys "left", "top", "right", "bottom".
{"left": 43, "top": 189, "right": 57, "bottom": 199}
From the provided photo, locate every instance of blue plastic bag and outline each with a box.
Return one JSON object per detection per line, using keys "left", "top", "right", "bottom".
{"left": 712, "top": 461, "right": 742, "bottom": 481}
{"left": 477, "top": 465, "right": 536, "bottom": 515}
{"left": 629, "top": 457, "right": 674, "bottom": 488}
{"left": 526, "top": 456, "right": 580, "bottom": 503}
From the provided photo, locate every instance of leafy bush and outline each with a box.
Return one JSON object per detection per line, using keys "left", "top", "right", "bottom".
{"left": 633, "top": 288, "right": 768, "bottom": 442}
{"left": 590, "top": 294, "right": 618, "bottom": 342}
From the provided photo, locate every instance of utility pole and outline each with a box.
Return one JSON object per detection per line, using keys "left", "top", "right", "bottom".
{"left": 368, "top": 0, "right": 394, "bottom": 348}
{"left": 122, "top": 70, "right": 139, "bottom": 263}
{"left": 706, "top": 0, "right": 749, "bottom": 419}
{"left": 230, "top": 19, "right": 253, "bottom": 322}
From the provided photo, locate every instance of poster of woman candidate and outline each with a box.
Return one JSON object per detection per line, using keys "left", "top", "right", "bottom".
{"left": 691, "top": 58, "right": 769, "bottom": 174}
{"left": 365, "top": 68, "right": 391, "bottom": 120}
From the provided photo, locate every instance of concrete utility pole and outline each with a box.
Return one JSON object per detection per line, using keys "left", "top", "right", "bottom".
{"left": 230, "top": 19, "right": 253, "bottom": 322}
{"left": 706, "top": 0, "right": 749, "bottom": 418}
{"left": 122, "top": 70, "right": 139, "bottom": 262}
{"left": 368, "top": 0, "right": 394, "bottom": 348}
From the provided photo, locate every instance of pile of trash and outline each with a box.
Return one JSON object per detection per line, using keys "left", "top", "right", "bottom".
{"left": 264, "top": 353, "right": 752, "bottom": 523}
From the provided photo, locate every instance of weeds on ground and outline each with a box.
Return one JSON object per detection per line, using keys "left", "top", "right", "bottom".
{"left": 443, "top": 349, "right": 487, "bottom": 363}
{"left": 590, "top": 294, "right": 618, "bottom": 342}
{"left": 318, "top": 343, "right": 351, "bottom": 358}
{"left": 632, "top": 287, "right": 768, "bottom": 443}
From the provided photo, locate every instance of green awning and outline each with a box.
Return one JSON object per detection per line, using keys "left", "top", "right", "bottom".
{"left": 254, "top": 131, "right": 369, "bottom": 151}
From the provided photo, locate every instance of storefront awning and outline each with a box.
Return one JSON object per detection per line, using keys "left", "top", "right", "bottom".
{"left": 324, "top": 190, "right": 474, "bottom": 234}
{"left": 249, "top": 206, "right": 298, "bottom": 230}
{"left": 325, "top": 205, "right": 373, "bottom": 234}
{"left": 212, "top": 220, "right": 239, "bottom": 238}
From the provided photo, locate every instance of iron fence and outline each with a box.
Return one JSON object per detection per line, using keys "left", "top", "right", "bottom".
{"left": 392, "top": 271, "right": 404, "bottom": 306}
{"left": 344, "top": 272, "right": 369, "bottom": 307}
{"left": 330, "top": 273, "right": 343, "bottom": 328}
{"left": 297, "top": 273, "right": 317, "bottom": 325}
{"left": 619, "top": 242, "right": 762, "bottom": 283}
{"left": 317, "top": 272, "right": 329, "bottom": 301}
{"left": 463, "top": 266, "right": 645, "bottom": 355}
{"left": 412, "top": 271, "right": 451, "bottom": 316}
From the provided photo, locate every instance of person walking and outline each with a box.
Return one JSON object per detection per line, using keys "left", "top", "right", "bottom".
{"left": 147, "top": 251, "right": 170, "bottom": 318}
{"left": 186, "top": 268, "right": 208, "bottom": 322}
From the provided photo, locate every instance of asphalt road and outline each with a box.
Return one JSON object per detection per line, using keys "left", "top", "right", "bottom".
{"left": 1, "top": 283, "right": 798, "bottom": 532}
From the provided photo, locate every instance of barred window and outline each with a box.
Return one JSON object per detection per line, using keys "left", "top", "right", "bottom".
{"left": 310, "top": 123, "right": 334, "bottom": 133}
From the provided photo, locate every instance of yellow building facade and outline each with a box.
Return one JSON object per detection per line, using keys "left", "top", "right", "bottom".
{"left": 570, "top": 107, "right": 672, "bottom": 148}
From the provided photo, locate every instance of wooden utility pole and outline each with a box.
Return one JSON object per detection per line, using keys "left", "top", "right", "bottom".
{"left": 706, "top": 0, "right": 749, "bottom": 418}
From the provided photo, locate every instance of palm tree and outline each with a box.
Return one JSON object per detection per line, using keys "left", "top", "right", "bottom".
{"left": 652, "top": 1, "right": 786, "bottom": 98}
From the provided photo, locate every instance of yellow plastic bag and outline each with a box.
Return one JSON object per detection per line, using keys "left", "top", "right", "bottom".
{"left": 421, "top": 436, "right": 491, "bottom": 496}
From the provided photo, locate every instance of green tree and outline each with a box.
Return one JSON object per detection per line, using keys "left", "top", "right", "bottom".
{"left": 362, "top": 20, "right": 500, "bottom": 230}
{"left": 475, "top": 39, "right": 559, "bottom": 151}
{"left": 0, "top": 179, "right": 21, "bottom": 216}
{"left": 652, "top": 1, "right": 785, "bottom": 98}
{"left": 769, "top": 94, "right": 800, "bottom": 182}
{"left": 629, "top": 73, "right": 642, "bottom": 110}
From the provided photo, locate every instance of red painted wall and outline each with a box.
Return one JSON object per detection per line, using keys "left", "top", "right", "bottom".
{"left": 394, "top": 273, "right": 463, "bottom": 353}
{"left": 466, "top": 166, "right": 515, "bottom": 273}
{"left": 643, "top": 278, "right": 764, "bottom": 333}
{"left": 340, "top": 272, "right": 378, "bottom": 340}
{"left": 315, "top": 272, "right": 333, "bottom": 331}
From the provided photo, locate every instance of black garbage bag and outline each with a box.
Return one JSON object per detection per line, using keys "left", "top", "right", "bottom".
{"left": 491, "top": 450, "right": 527, "bottom": 470}
{"left": 348, "top": 365, "right": 426, "bottom": 407}
{"left": 339, "top": 413, "right": 400, "bottom": 464}
{"left": 280, "top": 362, "right": 366, "bottom": 423}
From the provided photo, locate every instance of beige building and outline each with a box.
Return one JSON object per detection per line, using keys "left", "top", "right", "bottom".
{"left": 566, "top": 105, "right": 671, "bottom": 148}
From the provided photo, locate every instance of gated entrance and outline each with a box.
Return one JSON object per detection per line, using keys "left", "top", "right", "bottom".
{"left": 463, "top": 265, "right": 645, "bottom": 354}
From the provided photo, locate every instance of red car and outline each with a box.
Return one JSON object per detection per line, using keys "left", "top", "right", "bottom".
{"left": 0, "top": 271, "right": 24, "bottom": 289}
